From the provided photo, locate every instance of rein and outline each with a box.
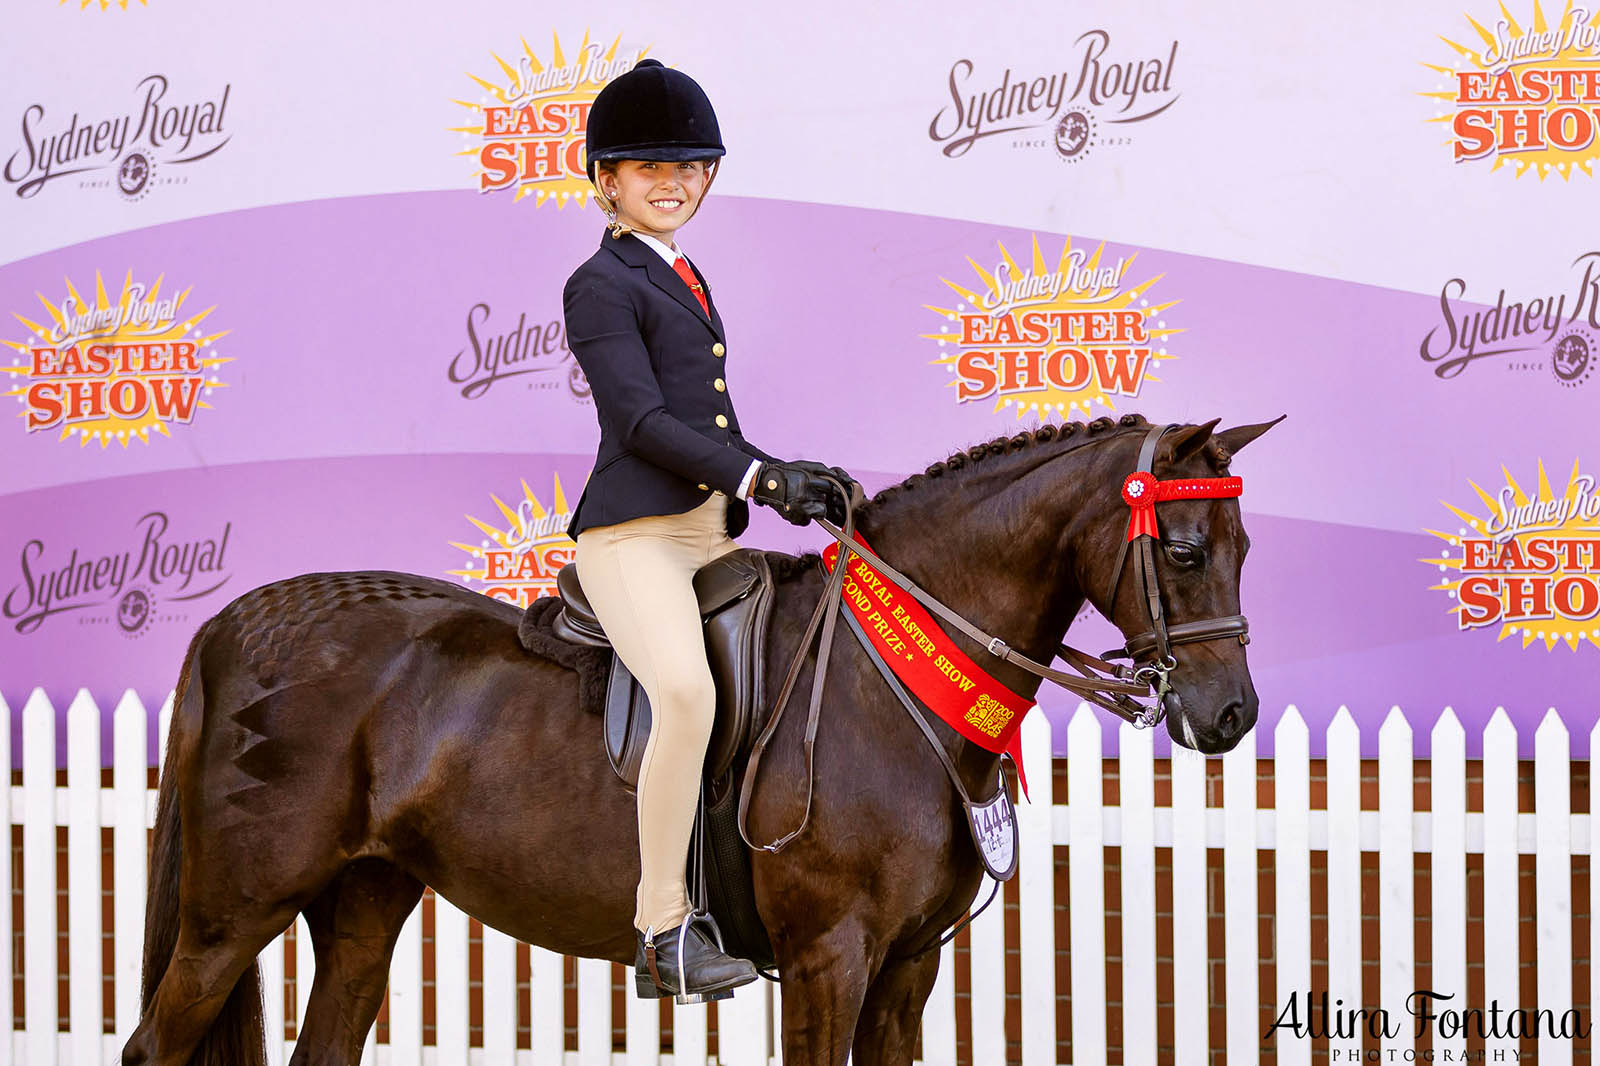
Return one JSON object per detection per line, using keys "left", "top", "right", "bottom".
{"left": 736, "top": 423, "right": 1251, "bottom": 856}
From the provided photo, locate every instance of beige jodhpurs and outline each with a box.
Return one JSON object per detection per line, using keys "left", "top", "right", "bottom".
{"left": 574, "top": 493, "right": 740, "bottom": 935}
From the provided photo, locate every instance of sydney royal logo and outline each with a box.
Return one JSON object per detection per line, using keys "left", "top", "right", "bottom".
{"left": 455, "top": 31, "right": 647, "bottom": 207}
{"left": 923, "top": 235, "right": 1178, "bottom": 419}
{"left": 3, "top": 511, "right": 232, "bottom": 637}
{"left": 4, "top": 74, "right": 230, "bottom": 200}
{"left": 1420, "top": 252, "right": 1600, "bottom": 386}
{"left": 447, "top": 301, "right": 588, "bottom": 401}
{"left": 929, "top": 31, "right": 1180, "bottom": 164}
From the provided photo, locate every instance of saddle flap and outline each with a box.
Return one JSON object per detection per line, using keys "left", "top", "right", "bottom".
{"left": 691, "top": 553, "right": 761, "bottom": 616}
{"left": 603, "top": 549, "right": 775, "bottom": 792}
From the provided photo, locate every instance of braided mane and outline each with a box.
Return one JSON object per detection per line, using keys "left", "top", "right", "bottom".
{"left": 767, "top": 413, "right": 1233, "bottom": 581}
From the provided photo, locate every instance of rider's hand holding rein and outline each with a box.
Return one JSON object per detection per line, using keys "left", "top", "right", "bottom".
{"left": 751, "top": 461, "right": 842, "bottom": 526}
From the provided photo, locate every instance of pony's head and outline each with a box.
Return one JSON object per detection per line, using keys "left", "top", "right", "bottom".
{"left": 1071, "top": 416, "right": 1282, "bottom": 753}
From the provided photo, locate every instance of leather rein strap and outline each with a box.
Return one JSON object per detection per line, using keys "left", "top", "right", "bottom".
{"left": 736, "top": 481, "right": 865, "bottom": 854}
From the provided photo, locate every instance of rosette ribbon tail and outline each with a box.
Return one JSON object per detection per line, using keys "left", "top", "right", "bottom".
{"left": 1122, "top": 472, "right": 1160, "bottom": 541}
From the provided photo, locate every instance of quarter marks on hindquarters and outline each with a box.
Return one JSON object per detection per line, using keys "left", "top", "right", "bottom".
{"left": 229, "top": 571, "right": 452, "bottom": 681}
{"left": 216, "top": 573, "right": 453, "bottom": 811}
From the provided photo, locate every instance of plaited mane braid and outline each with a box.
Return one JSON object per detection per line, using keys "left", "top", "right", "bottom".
{"left": 767, "top": 414, "right": 1240, "bottom": 583}
{"left": 865, "top": 414, "right": 1150, "bottom": 510}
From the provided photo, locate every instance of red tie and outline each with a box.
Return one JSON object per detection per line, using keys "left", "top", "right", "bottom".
{"left": 671, "top": 256, "right": 710, "bottom": 316}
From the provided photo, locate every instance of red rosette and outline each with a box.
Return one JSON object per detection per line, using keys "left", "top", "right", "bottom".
{"left": 1122, "top": 471, "right": 1160, "bottom": 541}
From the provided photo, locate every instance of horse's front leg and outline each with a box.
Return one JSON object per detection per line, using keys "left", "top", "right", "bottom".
{"left": 851, "top": 948, "right": 942, "bottom": 1065}
{"left": 775, "top": 912, "right": 876, "bottom": 1066}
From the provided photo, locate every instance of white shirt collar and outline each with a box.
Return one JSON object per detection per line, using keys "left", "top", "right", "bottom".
{"left": 631, "top": 230, "right": 685, "bottom": 266}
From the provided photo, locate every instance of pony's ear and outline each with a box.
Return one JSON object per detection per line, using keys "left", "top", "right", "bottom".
{"left": 1161, "top": 418, "right": 1220, "bottom": 465}
{"left": 1214, "top": 415, "right": 1286, "bottom": 458}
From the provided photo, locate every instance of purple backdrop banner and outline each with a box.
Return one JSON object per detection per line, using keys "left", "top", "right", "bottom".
{"left": 4, "top": 192, "right": 1595, "bottom": 759}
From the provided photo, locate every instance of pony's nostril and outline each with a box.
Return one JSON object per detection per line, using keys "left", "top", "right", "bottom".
{"left": 1218, "top": 701, "right": 1242, "bottom": 735}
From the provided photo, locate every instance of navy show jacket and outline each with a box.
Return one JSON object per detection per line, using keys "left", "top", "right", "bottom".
{"left": 563, "top": 230, "right": 779, "bottom": 540}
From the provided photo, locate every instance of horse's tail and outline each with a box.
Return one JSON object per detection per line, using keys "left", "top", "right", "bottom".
{"left": 139, "top": 619, "right": 267, "bottom": 1066}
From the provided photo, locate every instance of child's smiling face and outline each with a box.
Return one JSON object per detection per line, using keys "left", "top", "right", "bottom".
{"left": 601, "top": 160, "right": 709, "bottom": 243}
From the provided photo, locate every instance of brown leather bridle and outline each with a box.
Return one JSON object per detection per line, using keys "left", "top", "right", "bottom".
{"left": 1097, "top": 422, "right": 1252, "bottom": 726}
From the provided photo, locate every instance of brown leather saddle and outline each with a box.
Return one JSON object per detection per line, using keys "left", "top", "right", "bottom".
{"left": 550, "top": 549, "right": 775, "bottom": 790}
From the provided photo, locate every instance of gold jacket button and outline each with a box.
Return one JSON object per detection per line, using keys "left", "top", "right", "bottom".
{"left": 712, "top": 342, "right": 726, "bottom": 357}
{"left": 713, "top": 378, "right": 726, "bottom": 392}
{"left": 715, "top": 414, "right": 728, "bottom": 428}
{"left": 697, "top": 483, "right": 709, "bottom": 491}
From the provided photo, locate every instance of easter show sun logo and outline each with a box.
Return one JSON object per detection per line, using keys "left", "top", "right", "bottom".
{"left": 1425, "top": 459, "right": 1600, "bottom": 651}
{"left": 1423, "top": 2, "right": 1600, "bottom": 180}
{"left": 2, "top": 270, "right": 230, "bottom": 447}
{"left": 453, "top": 30, "right": 649, "bottom": 207}
{"left": 923, "top": 234, "right": 1178, "bottom": 419}
{"left": 448, "top": 473, "right": 580, "bottom": 608}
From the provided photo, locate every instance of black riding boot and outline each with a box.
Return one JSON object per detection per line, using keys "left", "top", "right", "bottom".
{"left": 635, "top": 913, "right": 759, "bottom": 1003}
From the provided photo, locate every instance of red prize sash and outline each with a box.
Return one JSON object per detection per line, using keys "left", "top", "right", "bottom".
{"left": 821, "top": 534, "right": 1032, "bottom": 798}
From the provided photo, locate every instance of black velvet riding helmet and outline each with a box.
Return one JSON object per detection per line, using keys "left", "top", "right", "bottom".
{"left": 584, "top": 58, "right": 726, "bottom": 179}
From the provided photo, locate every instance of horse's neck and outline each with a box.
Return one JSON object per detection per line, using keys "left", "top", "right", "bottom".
{"left": 857, "top": 451, "right": 1100, "bottom": 699}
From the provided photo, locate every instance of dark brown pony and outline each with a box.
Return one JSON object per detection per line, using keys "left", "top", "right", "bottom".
{"left": 121, "top": 414, "right": 1277, "bottom": 1066}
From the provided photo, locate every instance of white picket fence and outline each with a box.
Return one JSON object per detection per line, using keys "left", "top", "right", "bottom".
{"left": 2, "top": 689, "right": 1593, "bottom": 1064}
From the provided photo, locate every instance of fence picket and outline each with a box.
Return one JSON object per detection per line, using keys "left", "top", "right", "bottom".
{"left": 1430, "top": 709, "right": 1467, "bottom": 1062}
{"left": 577, "top": 956, "right": 612, "bottom": 1066}
{"left": 1118, "top": 720, "right": 1156, "bottom": 1066}
{"left": 920, "top": 941, "right": 957, "bottom": 1066}
{"left": 1170, "top": 735, "right": 1207, "bottom": 1064}
{"left": 113, "top": 691, "right": 148, "bottom": 1050}
{"left": 482, "top": 924, "right": 518, "bottom": 1066}
{"left": 23, "top": 688, "right": 58, "bottom": 1066}
{"left": 1482, "top": 709, "right": 1519, "bottom": 1060}
{"left": 388, "top": 899, "right": 425, "bottom": 1066}
{"left": 1007, "top": 711, "right": 1051, "bottom": 1066}
{"left": 1066, "top": 705, "right": 1106, "bottom": 1066}
{"left": 969, "top": 871, "right": 1007, "bottom": 1066}
{"left": 673, "top": 998, "right": 708, "bottom": 1066}
{"left": 1326, "top": 708, "right": 1362, "bottom": 1016}
{"left": 294, "top": 914, "right": 314, "bottom": 1053}
{"left": 261, "top": 931, "right": 288, "bottom": 1066}
{"left": 530, "top": 946, "right": 564, "bottom": 1064}
{"left": 1272, "top": 708, "right": 1310, "bottom": 1066}
{"left": 624, "top": 964, "right": 661, "bottom": 1066}
{"left": 1534, "top": 709, "right": 1572, "bottom": 1066}
{"left": 718, "top": 977, "right": 769, "bottom": 1066}
{"left": 1223, "top": 720, "right": 1258, "bottom": 1064}
{"left": 433, "top": 895, "right": 469, "bottom": 1062}
{"left": 771, "top": 978, "right": 786, "bottom": 1066}
{"left": 67, "top": 690, "right": 101, "bottom": 1066}
{"left": 1377, "top": 707, "right": 1414, "bottom": 1054}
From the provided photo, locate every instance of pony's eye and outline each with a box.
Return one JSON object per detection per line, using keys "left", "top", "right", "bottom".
{"left": 1165, "top": 543, "right": 1203, "bottom": 568}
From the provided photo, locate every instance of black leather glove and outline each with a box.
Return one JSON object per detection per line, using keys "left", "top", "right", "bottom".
{"left": 785, "top": 460, "right": 854, "bottom": 525}
{"left": 751, "top": 461, "right": 833, "bottom": 526}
